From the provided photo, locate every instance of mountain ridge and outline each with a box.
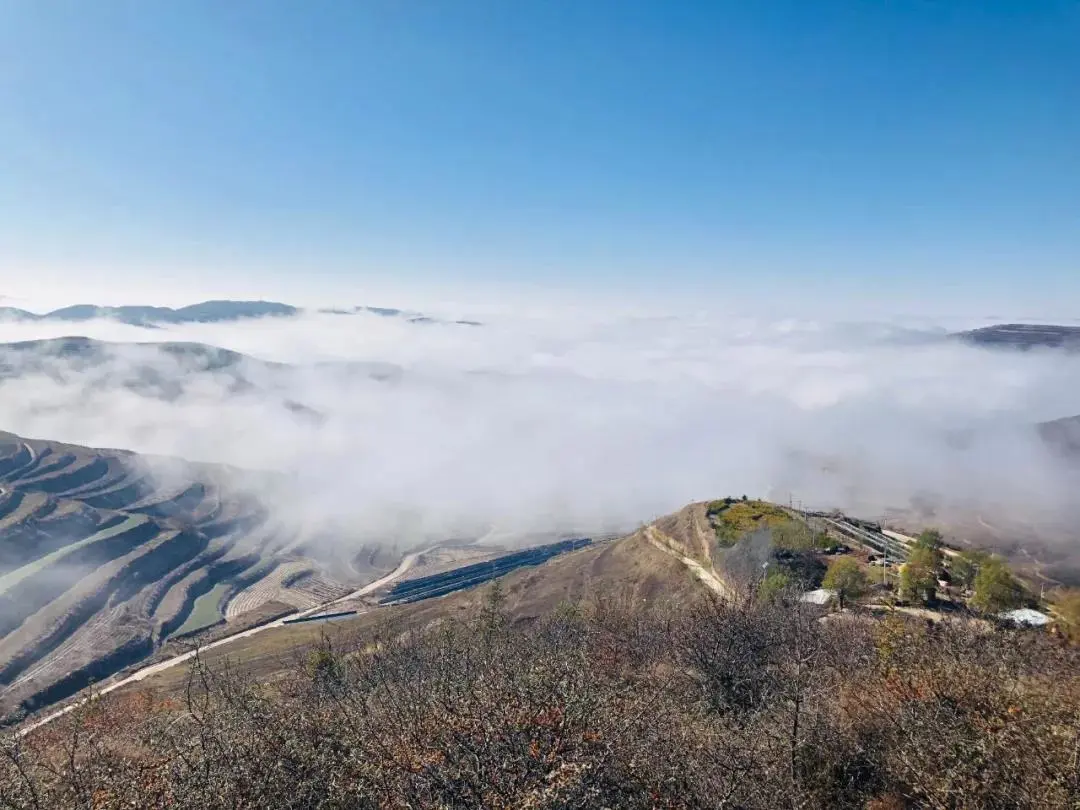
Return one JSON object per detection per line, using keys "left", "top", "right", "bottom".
{"left": 0, "top": 299, "right": 482, "bottom": 327}
{"left": 953, "top": 323, "right": 1080, "bottom": 351}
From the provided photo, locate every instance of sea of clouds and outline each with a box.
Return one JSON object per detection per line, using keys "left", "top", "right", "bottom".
{"left": 0, "top": 304, "right": 1079, "bottom": 549}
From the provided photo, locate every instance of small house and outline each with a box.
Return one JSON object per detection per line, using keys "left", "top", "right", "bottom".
{"left": 999, "top": 608, "right": 1050, "bottom": 628}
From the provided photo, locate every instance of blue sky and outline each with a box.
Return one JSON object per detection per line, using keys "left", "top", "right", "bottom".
{"left": 0, "top": 1, "right": 1077, "bottom": 311}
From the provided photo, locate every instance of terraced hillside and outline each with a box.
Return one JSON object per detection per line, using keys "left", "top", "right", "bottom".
{"left": 0, "top": 430, "right": 393, "bottom": 718}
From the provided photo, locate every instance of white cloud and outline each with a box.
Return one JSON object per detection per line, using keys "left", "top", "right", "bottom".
{"left": 0, "top": 304, "right": 1078, "bottom": 550}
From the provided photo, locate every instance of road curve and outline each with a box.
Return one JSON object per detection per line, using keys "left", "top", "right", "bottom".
{"left": 16, "top": 548, "right": 429, "bottom": 738}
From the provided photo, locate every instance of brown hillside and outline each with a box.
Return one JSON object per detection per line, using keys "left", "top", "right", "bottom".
{"left": 120, "top": 529, "right": 704, "bottom": 696}
{"left": 652, "top": 501, "right": 716, "bottom": 562}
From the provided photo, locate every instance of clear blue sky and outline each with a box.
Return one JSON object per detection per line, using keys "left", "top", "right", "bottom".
{"left": 0, "top": 1, "right": 1077, "bottom": 308}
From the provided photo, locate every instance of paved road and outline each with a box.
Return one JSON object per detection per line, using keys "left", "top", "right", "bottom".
{"left": 16, "top": 548, "right": 428, "bottom": 738}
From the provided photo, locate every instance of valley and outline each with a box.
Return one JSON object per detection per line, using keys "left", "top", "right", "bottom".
{"left": 0, "top": 428, "right": 605, "bottom": 723}
{"left": 0, "top": 429, "right": 394, "bottom": 717}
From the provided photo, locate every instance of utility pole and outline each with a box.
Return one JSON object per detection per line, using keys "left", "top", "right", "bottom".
{"left": 879, "top": 515, "right": 888, "bottom": 586}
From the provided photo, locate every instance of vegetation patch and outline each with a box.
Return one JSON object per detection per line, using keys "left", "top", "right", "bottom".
{"left": 173, "top": 582, "right": 231, "bottom": 637}
{"left": 6, "top": 592, "right": 1080, "bottom": 809}
{"left": 707, "top": 498, "right": 792, "bottom": 547}
{"left": 771, "top": 520, "right": 839, "bottom": 552}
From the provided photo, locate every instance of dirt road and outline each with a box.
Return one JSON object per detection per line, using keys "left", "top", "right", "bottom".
{"left": 16, "top": 548, "right": 428, "bottom": 738}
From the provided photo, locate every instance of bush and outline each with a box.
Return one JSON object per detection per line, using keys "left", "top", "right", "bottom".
{"left": 971, "top": 557, "right": 1025, "bottom": 614}
{"left": 3, "top": 591, "right": 1079, "bottom": 808}
{"left": 900, "top": 545, "right": 941, "bottom": 604}
{"left": 710, "top": 500, "right": 792, "bottom": 547}
{"left": 822, "top": 557, "right": 868, "bottom": 604}
{"left": 1052, "top": 589, "right": 1080, "bottom": 642}
{"left": 771, "top": 520, "right": 832, "bottom": 552}
{"left": 951, "top": 549, "right": 990, "bottom": 590}
{"left": 914, "top": 528, "right": 943, "bottom": 551}
{"left": 757, "top": 569, "right": 791, "bottom": 603}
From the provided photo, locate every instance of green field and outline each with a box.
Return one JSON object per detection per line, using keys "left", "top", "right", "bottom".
{"left": 173, "top": 582, "right": 232, "bottom": 637}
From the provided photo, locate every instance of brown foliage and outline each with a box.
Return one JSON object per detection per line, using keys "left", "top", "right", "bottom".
{"left": 2, "top": 591, "right": 1079, "bottom": 809}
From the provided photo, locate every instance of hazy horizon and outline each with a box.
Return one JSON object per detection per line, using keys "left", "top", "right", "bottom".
{"left": 1, "top": 303, "right": 1078, "bottom": 555}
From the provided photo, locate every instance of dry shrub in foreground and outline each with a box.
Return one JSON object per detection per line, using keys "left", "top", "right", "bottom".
{"left": 2, "top": 588, "right": 1079, "bottom": 809}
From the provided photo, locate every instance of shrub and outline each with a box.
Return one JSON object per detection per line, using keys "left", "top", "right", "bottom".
{"left": 758, "top": 569, "right": 791, "bottom": 603}
{"left": 914, "top": 528, "right": 943, "bottom": 551}
{"left": 1052, "top": 588, "right": 1080, "bottom": 642}
{"left": 822, "top": 557, "right": 868, "bottom": 604}
{"left": 710, "top": 500, "right": 792, "bottom": 547}
{"left": 951, "top": 549, "right": 990, "bottom": 590}
{"left": 3, "top": 591, "right": 1079, "bottom": 808}
{"left": 900, "top": 545, "right": 941, "bottom": 604}
{"left": 971, "top": 557, "right": 1025, "bottom": 614}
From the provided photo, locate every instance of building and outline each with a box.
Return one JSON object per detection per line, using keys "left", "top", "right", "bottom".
{"left": 999, "top": 608, "right": 1050, "bottom": 627}
{"left": 799, "top": 588, "right": 837, "bottom": 606}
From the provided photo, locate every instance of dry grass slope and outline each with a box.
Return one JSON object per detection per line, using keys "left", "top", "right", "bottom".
{"left": 4, "top": 587, "right": 1078, "bottom": 809}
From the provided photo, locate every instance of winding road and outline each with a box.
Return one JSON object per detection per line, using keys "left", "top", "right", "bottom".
{"left": 16, "top": 548, "right": 429, "bottom": 738}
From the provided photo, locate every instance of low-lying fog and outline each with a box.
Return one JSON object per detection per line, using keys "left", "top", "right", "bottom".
{"left": 1, "top": 306, "right": 1079, "bottom": 549}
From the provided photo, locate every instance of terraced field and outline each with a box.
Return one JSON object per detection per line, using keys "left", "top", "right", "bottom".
{"left": 224, "top": 561, "right": 315, "bottom": 619}
{"left": 174, "top": 583, "right": 232, "bottom": 637}
{"left": 0, "top": 430, "right": 394, "bottom": 719}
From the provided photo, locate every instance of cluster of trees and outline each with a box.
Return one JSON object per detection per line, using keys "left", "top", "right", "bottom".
{"left": 760, "top": 556, "right": 869, "bottom": 607}
{"left": 4, "top": 587, "right": 1078, "bottom": 808}
{"left": 899, "top": 529, "right": 946, "bottom": 604}
{"left": 771, "top": 521, "right": 839, "bottom": 553}
{"left": 899, "top": 528, "right": 1028, "bottom": 614}
{"left": 822, "top": 557, "right": 869, "bottom": 605}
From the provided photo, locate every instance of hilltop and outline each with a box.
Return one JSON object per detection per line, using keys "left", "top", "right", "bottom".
{"left": 953, "top": 323, "right": 1080, "bottom": 351}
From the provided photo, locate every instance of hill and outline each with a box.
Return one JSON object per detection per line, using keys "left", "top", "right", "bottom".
{"left": 0, "top": 300, "right": 298, "bottom": 327}
{"left": 0, "top": 336, "right": 406, "bottom": 419}
{"left": 39, "top": 500, "right": 766, "bottom": 702}
{"left": 6, "top": 500, "right": 1080, "bottom": 809}
{"left": 0, "top": 429, "right": 414, "bottom": 717}
{"left": 953, "top": 323, "right": 1080, "bottom": 351}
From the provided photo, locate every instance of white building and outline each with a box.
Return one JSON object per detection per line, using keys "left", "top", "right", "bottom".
{"left": 999, "top": 608, "right": 1050, "bottom": 627}
{"left": 800, "top": 588, "right": 837, "bottom": 606}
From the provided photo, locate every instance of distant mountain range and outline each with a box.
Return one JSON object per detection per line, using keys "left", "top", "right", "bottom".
{"left": 0, "top": 336, "right": 402, "bottom": 420}
{"left": 317, "top": 305, "right": 482, "bottom": 327}
{"left": 0, "top": 300, "right": 482, "bottom": 328}
{"left": 953, "top": 323, "right": 1080, "bottom": 352}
